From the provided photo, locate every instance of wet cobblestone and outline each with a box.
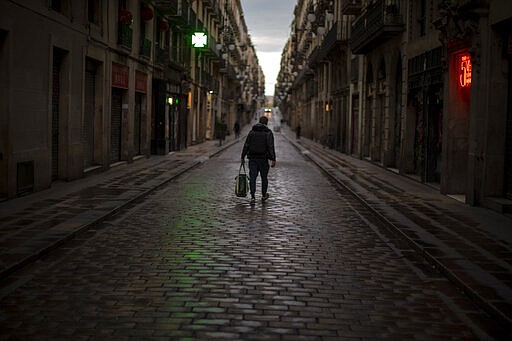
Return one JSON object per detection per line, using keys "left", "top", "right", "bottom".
{"left": 0, "top": 132, "right": 510, "bottom": 339}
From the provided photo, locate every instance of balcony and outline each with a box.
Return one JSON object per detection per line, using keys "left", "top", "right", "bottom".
{"left": 202, "top": 0, "right": 216, "bottom": 8}
{"left": 317, "top": 22, "right": 348, "bottom": 61}
{"left": 201, "top": 71, "right": 213, "bottom": 89}
{"left": 156, "top": 47, "right": 169, "bottom": 65}
{"left": 140, "top": 38, "right": 152, "bottom": 58}
{"left": 308, "top": 46, "right": 321, "bottom": 68}
{"left": 169, "top": 1, "right": 196, "bottom": 29}
{"left": 118, "top": 25, "right": 133, "bottom": 49}
{"left": 341, "top": 0, "right": 362, "bottom": 15}
{"left": 350, "top": 0, "right": 404, "bottom": 54}
{"left": 206, "top": 34, "right": 221, "bottom": 59}
{"left": 153, "top": 0, "right": 178, "bottom": 15}
{"left": 211, "top": 7, "right": 221, "bottom": 22}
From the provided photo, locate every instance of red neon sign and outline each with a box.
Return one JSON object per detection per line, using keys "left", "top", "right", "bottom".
{"left": 459, "top": 53, "right": 472, "bottom": 88}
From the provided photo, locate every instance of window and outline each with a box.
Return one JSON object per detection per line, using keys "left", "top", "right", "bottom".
{"left": 118, "top": 0, "right": 127, "bottom": 11}
{"left": 417, "top": 0, "right": 427, "bottom": 37}
{"left": 51, "top": 0, "right": 61, "bottom": 12}
{"left": 88, "top": 0, "right": 100, "bottom": 25}
{"left": 50, "top": 0, "right": 70, "bottom": 16}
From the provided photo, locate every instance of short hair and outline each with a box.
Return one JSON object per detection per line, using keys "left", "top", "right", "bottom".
{"left": 259, "top": 116, "right": 269, "bottom": 125}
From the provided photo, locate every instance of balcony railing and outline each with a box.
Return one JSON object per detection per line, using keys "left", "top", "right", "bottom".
{"left": 308, "top": 46, "right": 321, "bottom": 68}
{"left": 153, "top": 0, "right": 178, "bottom": 14}
{"left": 206, "top": 35, "right": 220, "bottom": 58}
{"left": 169, "top": 1, "right": 196, "bottom": 29}
{"left": 350, "top": 57, "right": 359, "bottom": 83}
{"left": 341, "top": 0, "right": 362, "bottom": 15}
{"left": 118, "top": 25, "right": 133, "bottom": 49}
{"left": 156, "top": 47, "right": 169, "bottom": 65}
{"left": 350, "top": 0, "right": 404, "bottom": 54}
{"left": 140, "top": 38, "right": 152, "bottom": 58}
{"left": 211, "top": 6, "right": 221, "bottom": 21}
{"left": 202, "top": 0, "right": 215, "bottom": 8}
{"left": 317, "top": 22, "right": 347, "bottom": 61}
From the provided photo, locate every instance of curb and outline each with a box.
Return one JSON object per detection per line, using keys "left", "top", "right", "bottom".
{"left": 282, "top": 132, "right": 512, "bottom": 329}
{"left": 0, "top": 139, "right": 239, "bottom": 280}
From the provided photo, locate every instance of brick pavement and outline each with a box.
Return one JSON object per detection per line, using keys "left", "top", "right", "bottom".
{"left": 281, "top": 126, "right": 512, "bottom": 329}
{"left": 1, "top": 131, "right": 509, "bottom": 339}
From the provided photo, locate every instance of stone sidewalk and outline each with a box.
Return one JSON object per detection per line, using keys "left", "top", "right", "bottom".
{"left": 0, "top": 131, "right": 245, "bottom": 280}
{"left": 281, "top": 126, "right": 512, "bottom": 328}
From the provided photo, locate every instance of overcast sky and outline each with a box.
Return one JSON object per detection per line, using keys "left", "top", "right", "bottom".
{"left": 239, "top": 0, "right": 297, "bottom": 96}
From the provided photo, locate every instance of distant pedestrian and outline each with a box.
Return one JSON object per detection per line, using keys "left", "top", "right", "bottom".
{"left": 296, "top": 124, "right": 301, "bottom": 139}
{"left": 241, "top": 116, "right": 276, "bottom": 204}
{"left": 234, "top": 121, "right": 241, "bottom": 139}
{"left": 215, "top": 119, "right": 227, "bottom": 146}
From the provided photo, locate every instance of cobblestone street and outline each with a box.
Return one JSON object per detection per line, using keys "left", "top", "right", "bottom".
{"left": 0, "top": 132, "right": 509, "bottom": 340}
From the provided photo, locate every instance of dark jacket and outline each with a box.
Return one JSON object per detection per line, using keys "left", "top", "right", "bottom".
{"left": 241, "top": 123, "right": 276, "bottom": 161}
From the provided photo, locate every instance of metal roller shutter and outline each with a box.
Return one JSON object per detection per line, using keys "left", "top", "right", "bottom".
{"left": 134, "top": 93, "right": 142, "bottom": 155}
{"left": 110, "top": 88, "right": 122, "bottom": 163}
{"left": 51, "top": 53, "right": 61, "bottom": 181}
{"left": 83, "top": 61, "right": 96, "bottom": 168}
{"left": 506, "top": 59, "right": 512, "bottom": 199}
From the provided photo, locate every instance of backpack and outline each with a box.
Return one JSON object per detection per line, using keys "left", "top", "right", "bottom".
{"left": 248, "top": 131, "right": 268, "bottom": 156}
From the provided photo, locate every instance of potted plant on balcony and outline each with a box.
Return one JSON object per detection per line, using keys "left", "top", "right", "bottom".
{"left": 119, "top": 9, "right": 133, "bottom": 25}
{"left": 141, "top": 6, "right": 154, "bottom": 21}
{"left": 158, "top": 20, "right": 169, "bottom": 32}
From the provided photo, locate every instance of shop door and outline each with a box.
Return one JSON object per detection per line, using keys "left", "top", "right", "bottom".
{"left": 364, "top": 97, "right": 372, "bottom": 158}
{"left": 426, "top": 91, "right": 443, "bottom": 183}
{"left": 393, "top": 107, "right": 401, "bottom": 167}
{"left": 413, "top": 104, "right": 424, "bottom": 177}
{"left": 0, "top": 32, "right": 7, "bottom": 199}
{"left": 110, "top": 88, "right": 123, "bottom": 163}
{"left": 374, "top": 95, "right": 384, "bottom": 162}
{"left": 83, "top": 60, "right": 96, "bottom": 168}
{"left": 51, "top": 51, "right": 62, "bottom": 181}
{"left": 351, "top": 97, "right": 359, "bottom": 155}
{"left": 169, "top": 101, "right": 177, "bottom": 151}
{"left": 505, "top": 59, "right": 512, "bottom": 199}
{"left": 134, "top": 93, "right": 142, "bottom": 155}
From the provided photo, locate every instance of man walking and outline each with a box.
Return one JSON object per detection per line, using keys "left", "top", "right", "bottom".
{"left": 233, "top": 120, "right": 241, "bottom": 139}
{"left": 241, "top": 116, "right": 276, "bottom": 204}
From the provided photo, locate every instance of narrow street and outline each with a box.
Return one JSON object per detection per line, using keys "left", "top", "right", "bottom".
{"left": 0, "top": 123, "right": 508, "bottom": 340}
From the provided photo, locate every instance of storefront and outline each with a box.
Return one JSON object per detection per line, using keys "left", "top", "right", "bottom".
{"left": 505, "top": 34, "right": 512, "bottom": 199}
{"left": 134, "top": 71, "right": 147, "bottom": 156}
{"left": 407, "top": 47, "right": 444, "bottom": 183}
{"left": 111, "top": 62, "right": 129, "bottom": 164}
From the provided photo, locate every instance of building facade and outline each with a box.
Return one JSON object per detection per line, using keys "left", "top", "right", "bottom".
{"left": 277, "top": 0, "right": 512, "bottom": 211}
{"left": 0, "top": 0, "right": 264, "bottom": 200}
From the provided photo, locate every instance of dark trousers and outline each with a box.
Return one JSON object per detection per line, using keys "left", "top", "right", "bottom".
{"left": 248, "top": 159, "right": 270, "bottom": 197}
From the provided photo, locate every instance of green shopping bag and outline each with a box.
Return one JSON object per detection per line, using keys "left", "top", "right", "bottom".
{"left": 235, "top": 163, "right": 249, "bottom": 197}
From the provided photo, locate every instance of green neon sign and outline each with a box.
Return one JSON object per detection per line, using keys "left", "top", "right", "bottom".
{"left": 192, "top": 32, "right": 207, "bottom": 48}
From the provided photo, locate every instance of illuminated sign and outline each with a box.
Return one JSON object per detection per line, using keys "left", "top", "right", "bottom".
{"left": 459, "top": 53, "right": 472, "bottom": 88}
{"left": 192, "top": 32, "right": 207, "bottom": 48}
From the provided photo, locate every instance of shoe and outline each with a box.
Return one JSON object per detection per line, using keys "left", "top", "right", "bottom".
{"left": 250, "top": 197, "right": 256, "bottom": 205}
{"left": 262, "top": 193, "right": 269, "bottom": 202}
